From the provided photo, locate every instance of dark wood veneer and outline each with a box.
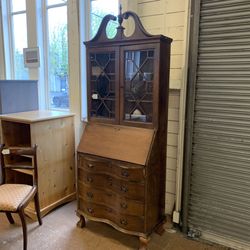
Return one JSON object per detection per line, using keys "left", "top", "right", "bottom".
{"left": 77, "top": 8, "right": 172, "bottom": 250}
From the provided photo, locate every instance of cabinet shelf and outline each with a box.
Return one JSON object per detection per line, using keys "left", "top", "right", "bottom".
{"left": 12, "top": 168, "right": 33, "bottom": 176}
{"left": 125, "top": 99, "right": 152, "bottom": 103}
{"left": 92, "top": 97, "right": 115, "bottom": 101}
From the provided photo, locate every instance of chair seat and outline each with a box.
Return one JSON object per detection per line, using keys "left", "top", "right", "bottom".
{"left": 0, "top": 184, "right": 33, "bottom": 212}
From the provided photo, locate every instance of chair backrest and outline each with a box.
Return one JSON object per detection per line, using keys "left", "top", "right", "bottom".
{"left": 0, "top": 144, "right": 38, "bottom": 187}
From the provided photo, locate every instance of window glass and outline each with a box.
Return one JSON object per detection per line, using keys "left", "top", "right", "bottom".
{"left": 11, "top": 0, "right": 26, "bottom": 12}
{"left": 90, "top": 0, "right": 119, "bottom": 39}
{"left": 11, "top": 3, "right": 28, "bottom": 79}
{"left": 47, "top": 0, "right": 67, "bottom": 6}
{"left": 47, "top": 5, "right": 69, "bottom": 109}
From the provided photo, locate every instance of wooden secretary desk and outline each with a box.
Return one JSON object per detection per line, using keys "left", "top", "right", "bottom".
{"left": 77, "top": 9, "right": 172, "bottom": 249}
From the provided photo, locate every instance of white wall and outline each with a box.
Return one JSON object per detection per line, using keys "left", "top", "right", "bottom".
{"left": 68, "top": 0, "right": 82, "bottom": 147}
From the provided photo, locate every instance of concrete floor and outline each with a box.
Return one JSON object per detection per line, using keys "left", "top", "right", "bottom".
{"left": 0, "top": 201, "right": 230, "bottom": 250}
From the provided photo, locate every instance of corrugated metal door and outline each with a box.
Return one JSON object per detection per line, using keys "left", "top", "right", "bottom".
{"left": 186, "top": 0, "right": 250, "bottom": 246}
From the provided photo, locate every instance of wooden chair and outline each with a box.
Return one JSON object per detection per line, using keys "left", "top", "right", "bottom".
{"left": 0, "top": 144, "right": 42, "bottom": 250}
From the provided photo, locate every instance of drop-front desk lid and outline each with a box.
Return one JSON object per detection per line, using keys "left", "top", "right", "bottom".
{"left": 77, "top": 123, "right": 155, "bottom": 166}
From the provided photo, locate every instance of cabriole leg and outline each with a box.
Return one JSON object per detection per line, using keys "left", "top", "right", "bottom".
{"left": 139, "top": 236, "right": 150, "bottom": 250}
{"left": 77, "top": 215, "right": 86, "bottom": 228}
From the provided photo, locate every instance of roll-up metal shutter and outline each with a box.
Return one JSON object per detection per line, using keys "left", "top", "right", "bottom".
{"left": 187, "top": 0, "right": 250, "bottom": 246}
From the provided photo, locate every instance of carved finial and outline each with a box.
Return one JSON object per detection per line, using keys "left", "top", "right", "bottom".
{"left": 118, "top": 4, "right": 123, "bottom": 27}
{"left": 119, "top": 4, "right": 122, "bottom": 15}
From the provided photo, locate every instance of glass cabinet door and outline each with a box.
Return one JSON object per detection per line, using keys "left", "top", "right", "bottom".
{"left": 89, "top": 51, "right": 116, "bottom": 119}
{"left": 123, "top": 49, "right": 155, "bottom": 123}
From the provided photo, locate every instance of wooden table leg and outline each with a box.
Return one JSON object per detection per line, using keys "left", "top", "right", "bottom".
{"left": 77, "top": 215, "right": 86, "bottom": 228}
{"left": 139, "top": 236, "right": 150, "bottom": 250}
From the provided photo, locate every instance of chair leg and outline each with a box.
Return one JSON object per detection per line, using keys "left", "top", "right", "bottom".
{"left": 6, "top": 212, "right": 15, "bottom": 224}
{"left": 34, "top": 193, "right": 42, "bottom": 225}
{"left": 19, "top": 209, "right": 27, "bottom": 250}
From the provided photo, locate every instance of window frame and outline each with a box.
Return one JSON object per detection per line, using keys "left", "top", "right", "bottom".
{"left": 2, "top": 0, "right": 28, "bottom": 79}
{"left": 0, "top": 1, "right": 6, "bottom": 79}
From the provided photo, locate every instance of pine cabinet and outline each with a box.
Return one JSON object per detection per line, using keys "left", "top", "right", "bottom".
{"left": 0, "top": 110, "right": 75, "bottom": 219}
{"left": 77, "top": 9, "right": 172, "bottom": 249}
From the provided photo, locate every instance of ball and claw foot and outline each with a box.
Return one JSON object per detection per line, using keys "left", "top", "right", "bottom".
{"left": 139, "top": 236, "right": 150, "bottom": 250}
{"left": 155, "top": 222, "right": 165, "bottom": 236}
{"left": 77, "top": 215, "right": 86, "bottom": 228}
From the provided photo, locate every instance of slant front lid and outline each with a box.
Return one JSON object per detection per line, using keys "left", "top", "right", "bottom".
{"left": 78, "top": 123, "right": 155, "bottom": 165}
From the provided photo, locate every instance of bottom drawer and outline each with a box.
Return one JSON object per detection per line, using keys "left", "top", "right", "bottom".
{"left": 79, "top": 198, "right": 144, "bottom": 233}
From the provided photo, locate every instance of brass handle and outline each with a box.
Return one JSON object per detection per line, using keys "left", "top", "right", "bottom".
{"left": 87, "top": 176, "right": 93, "bottom": 183}
{"left": 107, "top": 176, "right": 113, "bottom": 186}
{"left": 88, "top": 163, "right": 94, "bottom": 168}
{"left": 121, "top": 170, "right": 129, "bottom": 178}
{"left": 87, "top": 192, "right": 93, "bottom": 198}
{"left": 120, "top": 202, "right": 128, "bottom": 209}
{"left": 120, "top": 185, "right": 128, "bottom": 193}
{"left": 120, "top": 219, "right": 128, "bottom": 226}
{"left": 105, "top": 207, "right": 112, "bottom": 213}
{"left": 87, "top": 207, "right": 94, "bottom": 214}
{"left": 107, "top": 176, "right": 112, "bottom": 181}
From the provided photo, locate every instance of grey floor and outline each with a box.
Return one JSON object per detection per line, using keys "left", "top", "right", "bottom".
{"left": 0, "top": 201, "right": 229, "bottom": 250}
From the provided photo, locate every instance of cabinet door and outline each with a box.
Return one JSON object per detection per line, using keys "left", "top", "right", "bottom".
{"left": 87, "top": 48, "right": 119, "bottom": 122}
{"left": 120, "top": 45, "right": 159, "bottom": 128}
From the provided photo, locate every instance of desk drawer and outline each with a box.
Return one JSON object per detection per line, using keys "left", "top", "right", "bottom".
{"left": 78, "top": 154, "right": 145, "bottom": 182}
{"left": 78, "top": 181, "right": 144, "bottom": 216}
{"left": 78, "top": 154, "right": 111, "bottom": 172}
{"left": 79, "top": 199, "right": 144, "bottom": 233}
{"left": 78, "top": 168, "right": 145, "bottom": 201}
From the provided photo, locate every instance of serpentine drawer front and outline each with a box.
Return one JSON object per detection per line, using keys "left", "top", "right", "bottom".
{"left": 77, "top": 153, "right": 146, "bottom": 231}
{"left": 78, "top": 181, "right": 144, "bottom": 216}
{"left": 78, "top": 169, "right": 145, "bottom": 200}
{"left": 78, "top": 154, "right": 145, "bottom": 182}
{"left": 78, "top": 199, "right": 144, "bottom": 232}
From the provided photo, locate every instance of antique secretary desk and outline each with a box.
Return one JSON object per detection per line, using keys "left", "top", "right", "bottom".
{"left": 77, "top": 8, "right": 172, "bottom": 249}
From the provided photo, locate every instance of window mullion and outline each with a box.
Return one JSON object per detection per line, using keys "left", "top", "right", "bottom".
{"left": 11, "top": 10, "right": 26, "bottom": 15}
{"left": 7, "top": 0, "right": 15, "bottom": 78}
{"left": 43, "top": 0, "right": 50, "bottom": 108}
{"left": 46, "top": 2, "right": 66, "bottom": 10}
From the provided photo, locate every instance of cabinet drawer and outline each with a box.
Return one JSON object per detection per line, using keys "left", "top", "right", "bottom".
{"left": 78, "top": 154, "right": 111, "bottom": 172}
{"left": 78, "top": 154, "right": 145, "bottom": 182}
{"left": 78, "top": 181, "right": 144, "bottom": 216}
{"left": 79, "top": 199, "right": 144, "bottom": 233}
{"left": 78, "top": 169, "right": 145, "bottom": 201}
{"left": 111, "top": 162, "right": 145, "bottom": 182}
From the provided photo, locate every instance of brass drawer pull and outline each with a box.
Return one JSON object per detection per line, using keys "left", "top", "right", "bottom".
{"left": 87, "top": 192, "right": 93, "bottom": 198}
{"left": 120, "top": 202, "right": 128, "bottom": 209}
{"left": 121, "top": 170, "right": 129, "bottom": 177}
{"left": 120, "top": 219, "right": 128, "bottom": 226}
{"left": 87, "top": 163, "right": 94, "bottom": 168}
{"left": 120, "top": 185, "right": 128, "bottom": 193}
{"left": 105, "top": 207, "right": 112, "bottom": 213}
{"left": 107, "top": 176, "right": 112, "bottom": 181}
{"left": 87, "top": 207, "right": 94, "bottom": 214}
{"left": 87, "top": 176, "right": 93, "bottom": 183}
{"left": 107, "top": 176, "right": 113, "bottom": 186}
